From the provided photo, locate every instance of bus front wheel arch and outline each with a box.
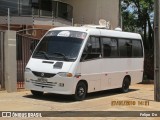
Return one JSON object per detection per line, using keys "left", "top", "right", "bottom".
{"left": 74, "top": 80, "right": 88, "bottom": 101}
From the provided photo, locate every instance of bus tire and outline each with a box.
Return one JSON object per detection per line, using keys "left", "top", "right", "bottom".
{"left": 31, "top": 90, "right": 43, "bottom": 97}
{"left": 121, "top": 77, "right": 130, "bottom": 93}
{"left": 74, "top": 82, "right": 87, "bottom": 101}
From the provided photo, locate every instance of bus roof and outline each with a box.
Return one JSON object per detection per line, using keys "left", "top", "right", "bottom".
{"left": 49, "top": 26, "right": 142, "bottom": 40}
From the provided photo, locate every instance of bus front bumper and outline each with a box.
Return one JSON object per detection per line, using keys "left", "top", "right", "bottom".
{"left": 25, "top": 72, "right": 76, "bottom": 95}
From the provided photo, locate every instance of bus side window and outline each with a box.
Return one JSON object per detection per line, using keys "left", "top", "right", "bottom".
{"left": 81, "top": 36, "right": 101, "bottom": 61}
{"left": 102, "top": 37, "right": 118, "bottom": 58}
{"left": 132, "top": 40, "right": 143, "bottom": 57}
{"left": 119, "top": 39, "right": 132, "bottom": 58}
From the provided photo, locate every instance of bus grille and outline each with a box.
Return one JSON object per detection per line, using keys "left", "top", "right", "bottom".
{"left": 32, "top": 71, "right": 56, "bottom": 78}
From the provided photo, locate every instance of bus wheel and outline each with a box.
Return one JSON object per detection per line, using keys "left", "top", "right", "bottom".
{"left": 121, "top": 77, "right": 130, "bottom": 93}
{"left": 74, "top": 82, "right": 87, "bottom": 101}
{"left": 31, "top": 90, "right": 43, "bottom": 97}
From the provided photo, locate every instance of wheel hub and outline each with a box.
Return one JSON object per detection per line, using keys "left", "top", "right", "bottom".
{"left": 78, "top": 87, "right": 84, "bottom": 96}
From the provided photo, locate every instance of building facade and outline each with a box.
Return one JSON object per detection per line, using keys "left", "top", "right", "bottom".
{"left": 0, "top": 0, "right": 120, "bottom": 30}
{"left": 67, "top": 0, "right": 120, "bottom": 29}
{"left": 0, "top": 0, "right": 73, "bottom": 30}
{"left": 0, "top": 0, "right": 120, "bottom": 91}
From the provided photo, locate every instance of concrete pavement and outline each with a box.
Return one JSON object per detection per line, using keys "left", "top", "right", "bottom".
{"left": 0, "top": 83, "right": 160, "bottom": 120}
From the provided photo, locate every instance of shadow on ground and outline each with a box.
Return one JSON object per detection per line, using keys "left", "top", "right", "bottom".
{"left": 23, "top": 88, "right": 139, "bottom": 103}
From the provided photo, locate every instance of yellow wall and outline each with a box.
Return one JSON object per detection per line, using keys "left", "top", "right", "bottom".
{"left": 65, "top": 0, "right": 119, "bottom": 29}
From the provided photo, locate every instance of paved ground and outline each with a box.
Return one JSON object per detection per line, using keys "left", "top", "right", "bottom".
{"left": 0, "top": 83, "right": 160, "bottom": 120}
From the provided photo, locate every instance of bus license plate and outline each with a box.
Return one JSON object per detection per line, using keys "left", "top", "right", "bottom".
{"left": 37, "top": 78, "right": 48, "bottom": 83}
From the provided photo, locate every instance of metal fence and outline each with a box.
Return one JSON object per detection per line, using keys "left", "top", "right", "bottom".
{"left": 16, "top": 29, "right": 48, "bottom": 89}
{"left": 0, "top": 31, "right": 5, "bottom": 90}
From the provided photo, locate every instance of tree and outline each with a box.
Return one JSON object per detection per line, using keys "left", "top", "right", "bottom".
{"left": 121, "top": 0, "right": 154, "bottom": 79}
{"left": 121, "top": 0, "right": 154, "bottom": 50}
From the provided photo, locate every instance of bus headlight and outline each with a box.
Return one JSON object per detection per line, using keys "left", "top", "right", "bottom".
{"left": 25, "top": 78, "right": 30, "bottom": 82}
{"left": 57, "top": 72, "right": 73, "bottom": 77}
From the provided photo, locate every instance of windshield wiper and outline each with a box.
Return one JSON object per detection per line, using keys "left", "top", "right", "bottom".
{"left": 35, "top": 51, "right": 49, "bottom": 60}
{"left": 52, "top": 52, "right": 69, "bottom": 61}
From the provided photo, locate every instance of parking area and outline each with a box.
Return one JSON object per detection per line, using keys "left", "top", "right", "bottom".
{"left": 0, "top": 83, "right": 160, "bottom": 119}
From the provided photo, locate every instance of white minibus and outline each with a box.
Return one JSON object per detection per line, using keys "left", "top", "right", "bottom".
{"left": 25, "top": 26, "right": 144, "bottom": 101}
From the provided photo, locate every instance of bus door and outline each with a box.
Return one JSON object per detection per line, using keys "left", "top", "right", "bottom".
{"left": 80, "top": 36, "right": 102, "bottom": 92}
{"left": 100, "top": 37, "right": 119, "bottom": 89}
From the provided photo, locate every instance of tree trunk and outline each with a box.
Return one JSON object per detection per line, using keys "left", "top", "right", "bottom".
{"left": 143, "top": 17, "right": 147, "bottom": 49}
{"left": 147, "top": 14, "right": 154, "bottom": 50}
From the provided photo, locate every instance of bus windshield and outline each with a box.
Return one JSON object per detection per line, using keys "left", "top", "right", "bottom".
{"left": 32, "top": 31, "right": 87, "bottom": 61}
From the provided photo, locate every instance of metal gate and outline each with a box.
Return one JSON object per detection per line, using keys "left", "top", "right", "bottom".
{"left": 16, "top": 29, "right": 48, "bottom": 89}
{"left": 0, "top": 31, "right": 5, "bottom": 90}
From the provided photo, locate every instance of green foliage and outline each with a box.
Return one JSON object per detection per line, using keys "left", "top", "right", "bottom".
{"left": 121, "top": 0, "right": 154, "bottom": 34}
{"left": 121, "top": 0, "right": 154, "bottom": 79}
{"left": 123, "top": 0, "right": 154, "bottom": 49}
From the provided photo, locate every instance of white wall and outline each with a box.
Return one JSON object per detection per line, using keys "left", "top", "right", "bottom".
{"left": 4, "top": 31, "right": 17, "bottom": 92}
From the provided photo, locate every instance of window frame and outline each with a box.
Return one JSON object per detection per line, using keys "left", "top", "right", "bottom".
{"left": 101, "top": 37, "right": 119, "bottom": 58}
{"left": 118, "top": 38, "right": 133, "bottom": 58}
{"left": 117, "top": 38, "right": 143, "bottom": 58}
{"left": 131, "top": 39, "right": 144, "bottom": 58}
{"left": 100, "top": 36, "right": 143, "bottom": 58}
{"left": 80, "top": 35, "right": 143, "bottom": 62}
{"left": 0, "top": 0, "right": 19, "bottom": 16}
{"left": 80, "top": 36, "right": 102, "bottom": 62}
{"left": 57, "top": 2, "right": 73, "bottom": 21}
{"left": 20, "top": 0, "right": 32, "bottom": 16}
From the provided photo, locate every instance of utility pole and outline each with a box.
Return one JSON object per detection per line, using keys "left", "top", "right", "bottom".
{"left": 32, "top": 7, "right": 35, "bottom": 28}
{"left": 8, "top": 8, "right": 10, "bottom": 32}
{"left": 52, "top": 9, "right": 55, "bottom": 26}
{"left": 119, "top": 0, "right": 122, "bottom": 28}
{"left": 72, "top": 18, "right": 74, "bottom": 26}
{"left": 154, "top": 0, "right": 160, "bottom": 101}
